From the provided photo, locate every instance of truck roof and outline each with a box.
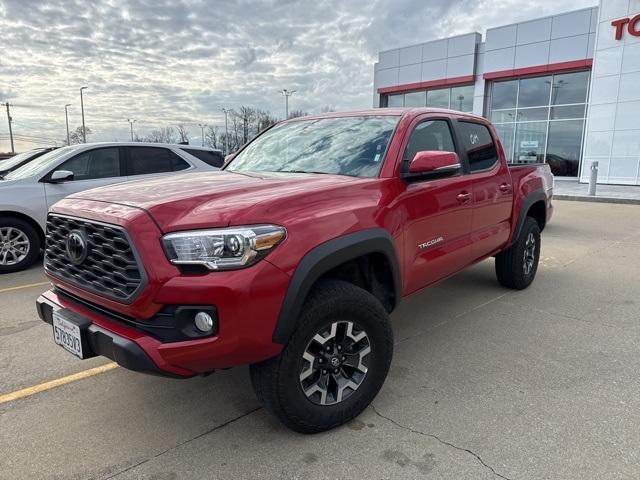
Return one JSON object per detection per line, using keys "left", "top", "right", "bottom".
{"left": 284, "top": 108, "right": 486, "bottom": 122}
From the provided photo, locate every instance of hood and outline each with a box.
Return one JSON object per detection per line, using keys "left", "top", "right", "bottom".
{"left": 69, "top": 170, "right": 374, "bottom": 232}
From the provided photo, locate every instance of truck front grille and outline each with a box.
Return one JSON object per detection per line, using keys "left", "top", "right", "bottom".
{"left": 45, "top": 214, "right": 145, "bottom": 303}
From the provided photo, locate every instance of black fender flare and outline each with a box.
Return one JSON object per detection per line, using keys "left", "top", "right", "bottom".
{"left": 512, "top": 188, "right": 547, "bottom": 242}
{"left": 272, "top": 228, "right": 401, "bottom": 344}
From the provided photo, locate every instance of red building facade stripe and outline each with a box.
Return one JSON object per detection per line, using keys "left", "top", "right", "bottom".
{"left": 377, "top": 75, "right": 475, "bottom": 95}
{"left": 482, "top": 59, "right": 593, "bottom": 81}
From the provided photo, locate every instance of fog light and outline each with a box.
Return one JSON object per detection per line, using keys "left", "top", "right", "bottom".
{"left": 194, "top": 311, "right": 214, "bottom": 332}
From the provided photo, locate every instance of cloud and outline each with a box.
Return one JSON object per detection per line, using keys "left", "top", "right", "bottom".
{"left": 0, "top": 0, "right": 595, "bottom": 150}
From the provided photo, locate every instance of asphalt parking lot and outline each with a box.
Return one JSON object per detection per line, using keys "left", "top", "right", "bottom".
{"left": 1, "top": 200, "right": 639, "bottom": 480}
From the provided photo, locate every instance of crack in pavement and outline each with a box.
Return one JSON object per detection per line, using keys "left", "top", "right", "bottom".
{"left": 102, "top": 406, "right": 262, "bottom": 479}
{"left": 371, "top": 404, "right": 513, "bottom": 480}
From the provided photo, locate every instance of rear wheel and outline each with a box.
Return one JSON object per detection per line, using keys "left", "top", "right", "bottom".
{"left": 0, "top": 218, "right": 41, "bottom": 274}
{"left": 250, "top": 279, "right": 393, "bottom": 433}
{"left": 495, "top": 216, "right": 541, "bottom": 290}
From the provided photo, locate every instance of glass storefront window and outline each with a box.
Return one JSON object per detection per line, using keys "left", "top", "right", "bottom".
{"left": 387, "top": 94, "right": 404, "bottom": 107}
{"left": 551, "top": 71, "right": 590, "bottom": 105}
{"left": 381, "top": 85, "right": 475, "bottom": 112}
{"left": 516, "top": 107, "right": 548, "bottom": 122}
{"left": 546, "top": 120, "right": 584, "bottom": 177}
{"left": 491, "top": 80, "right": 518, "bottom": 109}
{"left": 489, "top": 70, "right": 590, "bottom": 177}
{"left": 495, "top": 124, "right": 515, "bottom": 162}
{"left": 451, "top": 85, "right": 474, "bottom": 112}
{"left": 404, "top": 91, "right": 427, "bottom": 107}
{"left": 515, "top": 122, "right": 547, "bottom": 164}
{"left": 427, "top": 88, "right": 450, "bottom": 108}
{"left": 517, "top": 76, "right": 551, "bottom": 108}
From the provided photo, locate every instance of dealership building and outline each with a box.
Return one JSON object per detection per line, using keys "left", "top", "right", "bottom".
{"left": 373, "top": 0, "right": 640, "bottom": 185}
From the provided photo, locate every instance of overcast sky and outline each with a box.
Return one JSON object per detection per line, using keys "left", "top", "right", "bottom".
{"left": 0, "top": 0, "right": 595, "bottom": 151}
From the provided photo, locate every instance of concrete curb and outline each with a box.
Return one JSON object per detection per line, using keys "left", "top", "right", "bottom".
{"left": 554, "top": 194, "right": 640, "bottom": 205}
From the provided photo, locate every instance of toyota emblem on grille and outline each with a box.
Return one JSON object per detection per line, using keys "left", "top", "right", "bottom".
{"left": 65, "top": 230, "right": 89, "bottom": 265}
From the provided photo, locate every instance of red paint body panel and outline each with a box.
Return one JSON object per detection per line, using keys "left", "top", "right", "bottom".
{"left": 41, "top": 108, "right": 553, "bottom": 377}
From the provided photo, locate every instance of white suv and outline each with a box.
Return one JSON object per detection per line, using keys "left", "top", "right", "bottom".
{"left": 0, "top": 142, "right": 216, "bottom": 273}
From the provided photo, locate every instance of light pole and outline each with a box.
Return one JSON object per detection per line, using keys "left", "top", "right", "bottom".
{"left": 79, "top": 86, "right": 87, "bottom": 143}
{"left": 198, "top": 123, "right": 206, "bottom": 147}
{"left": 4, "top": 102, "right": 14, "bottom": 153}
{"left": 221, "top": 108, "right": 230, "bottom": 154}
{"left": 64, "top": 104, "right": 71, "bottom": 145}
{"left": 281, "top": 89, "right": 296, "bottom": 119}
{"left": 127, "top": 118, "right": 136, "bottom": 141}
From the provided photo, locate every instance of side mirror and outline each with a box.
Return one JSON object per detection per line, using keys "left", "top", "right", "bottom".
{"left": 48, "top": 170, "right": 74, "bottom": 183}
{"left": 407, "top": 151, "right": 461, "bottom": 178}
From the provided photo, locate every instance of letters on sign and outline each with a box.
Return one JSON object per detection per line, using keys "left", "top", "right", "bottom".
{"left": 611, "top": 14, "right": 640, "bottom": 40}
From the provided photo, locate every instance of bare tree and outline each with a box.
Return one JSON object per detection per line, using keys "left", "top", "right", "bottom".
{"left": 67, "top": 126, "right": 93, "bottom": 145}
{"left": 320, "top": 105, "right": 336, "bottom": 113}
{"left": 204, "top": 125, "right": 221, "bottom": 149}
{"left": 176, "top": 124, "right": 189, "bottom": 143}
{"left": 144, "top": 126, "right": 177, "bottom": 143}
{"left": 288, "top": 109, "right": 308, "bottom": 119}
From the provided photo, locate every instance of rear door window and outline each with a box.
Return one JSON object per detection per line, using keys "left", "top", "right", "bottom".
{"left": 58, "top": 147, "right": 121, "bottom": 181}
{"left": 127, "top": 147, "right": 190, "bottom": 176}
{"left": 457, "top": 122, "right": 499, "bottom": 172}
{"left": 182, "top": 148, "right": 224, "bottom": 167}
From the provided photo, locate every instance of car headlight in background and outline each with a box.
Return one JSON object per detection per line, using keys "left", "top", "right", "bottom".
{"left": 162, "top": 225, "right": 286, "bottom": 271}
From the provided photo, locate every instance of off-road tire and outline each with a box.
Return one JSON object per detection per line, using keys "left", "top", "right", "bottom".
{"left": 250, "top": 279, "right": 393, "bottom": 433}
{"left": 495, "top": 216, "right": 541, "bottom": 290}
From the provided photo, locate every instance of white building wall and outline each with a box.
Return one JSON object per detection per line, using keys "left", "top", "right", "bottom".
{"left": 582, "top": 0, "right": 640, "bottom": 184}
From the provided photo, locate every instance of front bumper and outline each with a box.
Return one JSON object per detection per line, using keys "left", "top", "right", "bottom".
{"left": 37, "top": 295, "right": 179, "bottom": 377}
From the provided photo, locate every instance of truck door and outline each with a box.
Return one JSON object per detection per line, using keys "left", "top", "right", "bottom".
{"left": 396, "top": 117, "right": 474, "bottom": 295}
{"left": 455, "top": 120, "right": 513, "bottom": 261}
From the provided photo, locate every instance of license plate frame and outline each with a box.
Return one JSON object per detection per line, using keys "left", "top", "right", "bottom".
{"left": 52, "top": 309, "right": 87, "bottom": 359}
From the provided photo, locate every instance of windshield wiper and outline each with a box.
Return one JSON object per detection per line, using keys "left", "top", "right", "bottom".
{"left": 277, "top": 169, "right": 333, "bottom": 175}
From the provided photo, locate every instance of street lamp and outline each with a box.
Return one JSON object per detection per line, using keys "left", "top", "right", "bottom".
{"left": 127, "top": 118, "right": 136, "bottom": 141}
{"left": 281, "top": 89, "right": 296, "bottom": 119}
{"left": 79, "top": 86, "right": 88, "bottom": 143}
{"left": 64, "top": 104, "right": 71, "bottom": 145}
{"left": 198, "top": 123, "right": 207, "bottom": 147}
{"left": 221, "top": 108, "right": 230, "bottom": 154}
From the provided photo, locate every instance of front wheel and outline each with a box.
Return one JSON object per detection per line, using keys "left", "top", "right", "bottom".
{"left": 250, "top": 279, "right": 393, "bottom": 433}
{"left": 0, "top": 218, "right": 41, "bottom": 274}
{"left": 495, "top": 216, "right": 541, "bottom": 290}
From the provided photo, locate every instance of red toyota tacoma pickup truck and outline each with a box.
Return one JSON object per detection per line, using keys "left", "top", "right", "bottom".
{"left": 37, "top": 108, "right": 553, "bottom": 433}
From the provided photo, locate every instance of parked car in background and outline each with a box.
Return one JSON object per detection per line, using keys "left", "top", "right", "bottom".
{"left": 178, "top": 145, "right": 224, "bottom": 168}
{"left": 0, "top": 142, "right": 216, "bottom": 273}
{"left": 0, "top": 147, "right": 57, "bottom": 178}
{"left": 36, "top": 108, "right": 553, "bottom": 432}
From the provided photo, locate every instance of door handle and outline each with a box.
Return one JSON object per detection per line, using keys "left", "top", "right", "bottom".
{"left": 499, "top": 183, "right": 512, "bottom": 193}
{"left": 457, "top": 191, "right": 472, "bottom": 203}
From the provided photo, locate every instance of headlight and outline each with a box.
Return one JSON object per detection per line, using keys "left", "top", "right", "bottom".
{"left": 162, "top": 225, "right": 286, "bottom": 271}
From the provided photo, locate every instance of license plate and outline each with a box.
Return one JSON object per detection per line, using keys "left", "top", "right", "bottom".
{"left": 53, "top": 311, "right": 84, "bottom": 359}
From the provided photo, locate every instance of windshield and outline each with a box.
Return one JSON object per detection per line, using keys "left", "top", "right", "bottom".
{"left": 5, "top": 145, "right": 81, "bottom": 180}
{"left": 0, "top": 149, "right": 45, "bottom": 170}
{"left": 227, "top": 116, "right": 400, "bottom": 177}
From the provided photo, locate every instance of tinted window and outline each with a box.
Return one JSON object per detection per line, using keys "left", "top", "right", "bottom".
{"left": 458, "top": 122, "right": 498, "bottom": 172}
{"left": 387, "top": 94, "right": 403, "bottom": 107}
{"left": 59, "top": 147, "right": 121, "bottom": 180}
{"left": 128, "top": 147, "right": 190, "bottom": 175}
{"left": 402, "top": 120, "right": 456, "bottom": 167}
{"left": 182, "top": 149, "right": 223, "bottom": 168}
{"left": 403, "top": 91, "right": 426, "bottom": 107}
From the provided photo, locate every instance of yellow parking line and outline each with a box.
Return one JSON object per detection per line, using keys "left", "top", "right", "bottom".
{"left": 0, "top": 281, "right": 50, "bottom": 294}
{"left": 0, "top": 362, "right": 119, "bottom": 405}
